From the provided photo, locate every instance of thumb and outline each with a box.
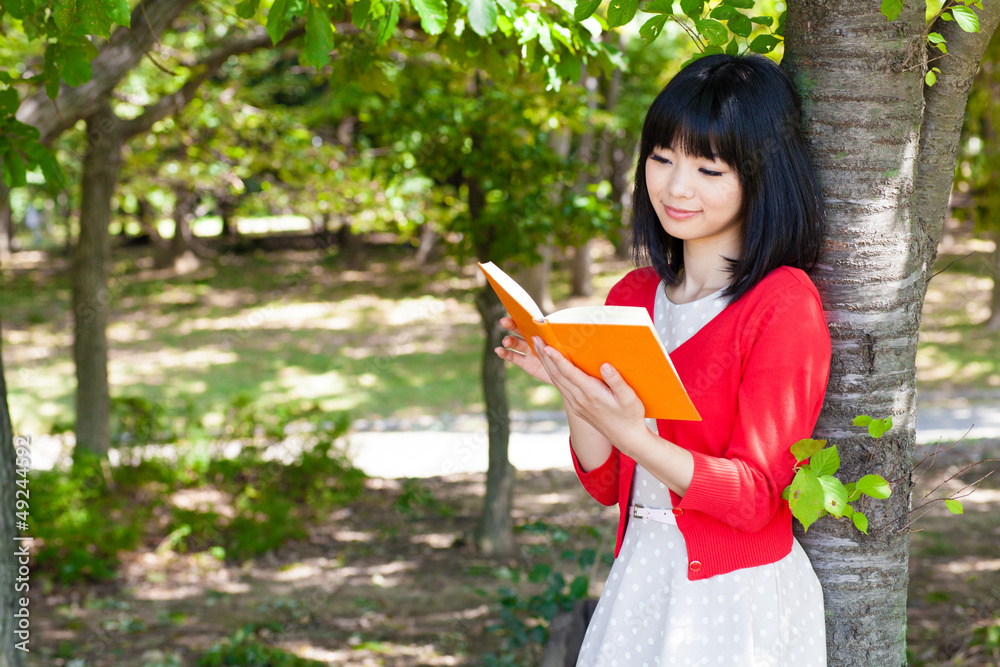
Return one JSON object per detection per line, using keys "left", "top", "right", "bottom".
{"left": 600, "top": 363, "right": 634, "bottom": 399}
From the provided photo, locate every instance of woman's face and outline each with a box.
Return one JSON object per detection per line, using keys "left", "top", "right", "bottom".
{"left": 645, "top": 144, "right": 743, "bottom": 250}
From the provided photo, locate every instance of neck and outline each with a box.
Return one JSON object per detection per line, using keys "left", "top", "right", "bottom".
{"left": 671, "top": 236, "right": 741, "bottom": 302}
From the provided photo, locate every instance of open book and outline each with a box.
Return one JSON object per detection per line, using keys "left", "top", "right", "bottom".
{"left": 479, "top": 261, "right": 701, "bottom": 421}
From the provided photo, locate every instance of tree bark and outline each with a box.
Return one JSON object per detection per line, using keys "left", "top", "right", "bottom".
{"left": 0, "top": 313, "right": 25, "bottom": 667}
{"left": 474, "top": 284, "right": 516, "bottom": 556}
{"left": 783, "top": 1, "right": 1000, "bottom": 664}
{"left": 71, "top": 102, "right": 121, "bottom": 460}
{"left": 469, "top": 129, "right": 515, "bottom": 554}
{"left": 161, "top": 184, "right": 200, "bottom": 271}
{"left": 988, "top": 233, "right": 1000, "bottom": 330}
{"left": 570, "top": 67, "right": 599, "bottom": 298}
{"left": 0, "top": 170, "right": 11, "bottom": 265}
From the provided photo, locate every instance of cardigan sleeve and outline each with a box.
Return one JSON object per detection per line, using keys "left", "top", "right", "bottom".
{"left": 676, "top": 283, "right": 831, "bottom": 532}
{"left": 569, "top": 438, "right": 620, "bottom": 506}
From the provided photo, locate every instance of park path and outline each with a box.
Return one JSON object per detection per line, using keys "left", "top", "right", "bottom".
{"left": 346, "top": 402, "right": 1000, "bottom": 478}
{"left": 24, "top": 402, "right": 1000, "bottom": 476}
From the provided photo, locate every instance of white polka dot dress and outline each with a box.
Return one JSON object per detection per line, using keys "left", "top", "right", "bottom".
{"left": 577, "top": 281, "right": 827, "bottom": 667}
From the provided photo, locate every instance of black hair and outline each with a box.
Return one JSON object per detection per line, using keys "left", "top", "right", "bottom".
{"left": 631, "top": 53, "right": 825, "bottom": 305}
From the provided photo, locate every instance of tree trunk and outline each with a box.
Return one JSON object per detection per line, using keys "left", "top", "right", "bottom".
{"left": 519, "top": 127, "right": 572, "bottom": 314}
{"left": 474, "top": 284, "right": 515, "bottom": 556}
{"left": 518, "top": 237, "right": 555, "bottom": 315}
{"left": 72, "top": 102, "right": 121, "bottom": 461}
{"left": 783, "top": 1, "right": 1000, "bottom": 664}
{"left": 988, "top": 233, "right": 1000, "bottom": 330}
{"left": 570, "top": 67, "right": 599, "bottom": 298}
{"left": 0, "top": 171, "right": 11, "bottom": 265}
{"left": 469, "top": 136, "right": 516, "bottom": 554}
{"left": 414, "top": 223, "right": 437, "bottom": 265}
{"left": 164, "top": 185, "right": 200, "bottom": 272}
{"left": 0, "top": 313, "right": 26, "bottom": 667}
{"left": 598, "top": 31, "right": 632, "bottom": 260}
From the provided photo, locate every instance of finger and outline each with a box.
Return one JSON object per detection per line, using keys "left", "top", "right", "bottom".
{"left": 600, "top": 363, "right": 639, "bottom": 405}
{"left": 501, "top": 334, "right": 531, "bottom": 356}
{"left": 499, "top": 317, "right": 523, "bottom": 337}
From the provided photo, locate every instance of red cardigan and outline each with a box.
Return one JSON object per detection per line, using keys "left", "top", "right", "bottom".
{"left": 569, "top": 265, "right": 831, "bottom": 580}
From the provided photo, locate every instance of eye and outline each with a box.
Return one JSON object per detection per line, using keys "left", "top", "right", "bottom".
{"left": 700, "top": 168, "right": 723, "bottom": 176}
{"left": 650, "top": 154, "right": 671, "bottom": 165}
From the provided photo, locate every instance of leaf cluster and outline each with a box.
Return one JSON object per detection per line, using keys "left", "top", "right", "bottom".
{"left": 781, "top": 415, "right": 894, "bottom": 535}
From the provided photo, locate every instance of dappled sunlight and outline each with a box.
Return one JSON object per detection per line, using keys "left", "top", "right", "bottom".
{"left": 940, "top": 558, "right": 1000, "bottom": 575}
{"left": 411, "top": 532, "right": 462, "bottom": 549}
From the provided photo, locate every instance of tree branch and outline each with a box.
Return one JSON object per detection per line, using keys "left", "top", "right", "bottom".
{"left": 15, "top": 0, "right": 198, "bottom": 144}
{"left": 912, "top": 4, "right": 1000, "bottom": 276}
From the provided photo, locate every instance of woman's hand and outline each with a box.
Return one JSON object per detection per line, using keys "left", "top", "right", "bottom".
{"left": 531, "top": 336, "right": 647, "bottom": 454}
{"left": 493, "top": 317, "right": 553, "bottom": 385}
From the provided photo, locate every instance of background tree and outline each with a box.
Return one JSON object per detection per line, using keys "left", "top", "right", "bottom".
{"left": 951, "top": 25, "right": 1000, "bottom": 330}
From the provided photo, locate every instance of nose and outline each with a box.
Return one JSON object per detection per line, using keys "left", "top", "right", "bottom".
{"left": 666, "top": 165, "right": 694, "bottom": 200}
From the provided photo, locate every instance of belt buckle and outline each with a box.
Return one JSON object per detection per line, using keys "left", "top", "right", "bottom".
{"left": 632, "top": 503, "right": 645, "bottom": 519}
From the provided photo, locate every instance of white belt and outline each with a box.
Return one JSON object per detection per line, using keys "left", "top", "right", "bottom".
{"left": 629, "top": 502, "right": 678, "bottom": 525}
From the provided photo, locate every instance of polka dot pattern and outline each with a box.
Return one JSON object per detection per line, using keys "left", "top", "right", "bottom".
{"left": 574, "top": 280, "right": 827, "bottom": 667}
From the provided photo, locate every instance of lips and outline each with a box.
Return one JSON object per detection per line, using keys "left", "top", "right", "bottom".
{"left": 663, "top": 204, "right": 699, "bottom": 220}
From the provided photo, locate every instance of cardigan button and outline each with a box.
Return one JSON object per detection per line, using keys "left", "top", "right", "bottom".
{"left": 672, "top": 508, "right": 683, "bottom": 516}
{"left": 689, "top": 560, "right": 702, "bottom": 572}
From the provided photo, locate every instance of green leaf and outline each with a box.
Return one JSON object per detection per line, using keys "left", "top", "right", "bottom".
{"left": 236, "top": 0, "right": 260, "bottom": 19}
{"left": 639, "top": 14, "right": 668, "bottom": 43}
{"left": 788, "top": 468, "right": 824, "bottom": 532}
{"left": 61, "top": 46, "right": 94, "bottom": 86}
{"left": 818, "top": 474, "right": 849, "bottom": 518}
{"left": 0, "top": 88, "right": 19, "bottom": 116}
{"left": 945, "top": 498, "right": 964, "bottom": 515}
{"left": 725, "top": 35, "right": 739, "bottom": 55}
{"left": 720, "top": 0, "right": 753, "bottom": 7}
{"left": 748, "top": 33, "right": 780, "bottom": 53}
{"left": 841, "top": 503, "right": 855, "bottom": 519}
{"left": 304, "top": 2, "right": 335, "bottom": 69}
{"left": 852, "top": 510, "right": 869, "bottom": 534}
{"left": 372, "top": 0, "right": 400, "bottom": 44}
{"left": 569, "top": 575, "right": 589, "bottom": 598}
{"left": 644, "top": 0, "right": 672, "bottom": 13}
{"left": 927, "top": 31, "right": 945, "bottom": 43}
{"left": 574, "top": 0, "right": 602, "bottom": 20}
{"left": 352, "top": 0, "right": 371, "bottom": 28}
{"left": 1, "top": 150, "right": 27, "bottom": 188}
{"left": 727, "top": 12, "right": 751, "bottom": 37}
{"left": 413, "top": 0, "right": 448, "bottom": 33}
{"left": 709, "top": 4, "right": 737, "bottom": 19}
{"left": 940, "top": 10, "right": 953, "bottom": 20}
{"left": 750, "top": 15, "right": 773, "bottom": 25}
{"left": 679, "top": 0, "right": 703, "bottom": 20}
{"left": 696, "top": 18, "right": 728, "bottom": 45}
{"left": 267, "top": 0, "right": 294, "bottom": 44}
{"left": 868, "top": 416, "right": 892, "bottom": 438}
{"left": 790, "top": 438, "right": 826, "bottom": 463}
{"left": 853, "top": 415, "right": 872, "bottom": 427}
{"left": 808, "top": 445, "right": 840, "bottom": 477}
{"left": 52, "top": 0, "right": 75, "bottom": 31}
{"left": 857, "top": 474, "right": 892, "bottom": 499}
{"left": 468, "top": 0, "right": 498, "bottom": 35}
{"left": 880, "top": 0, "right": 902, "bottom": 21}
{"left": 844, "top": 481, "right": 861, "bottom": 502}
{"left": 106, "top": 0, "right": 130, "bottom": 27}
{"left": 925, "top": 70, "right": 936, "bottom": 86}
{"left": 31, "top": 146, "right": 66, "bottom": 190}
{"left": 607, "top": 0, "right": 639, "bottom": 28}
{"left": 528, "top": 563, "right": 551, "bottom": 583}
{"left": 951, "top": 5, "right": 979, "bottom": 32}
{"left": 77, "top": 0, "right": 112, "bottom": 38}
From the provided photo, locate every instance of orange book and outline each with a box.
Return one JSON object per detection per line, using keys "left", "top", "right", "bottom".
{"left": 479, "top": 261, "right": 701, "bottom": 421}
